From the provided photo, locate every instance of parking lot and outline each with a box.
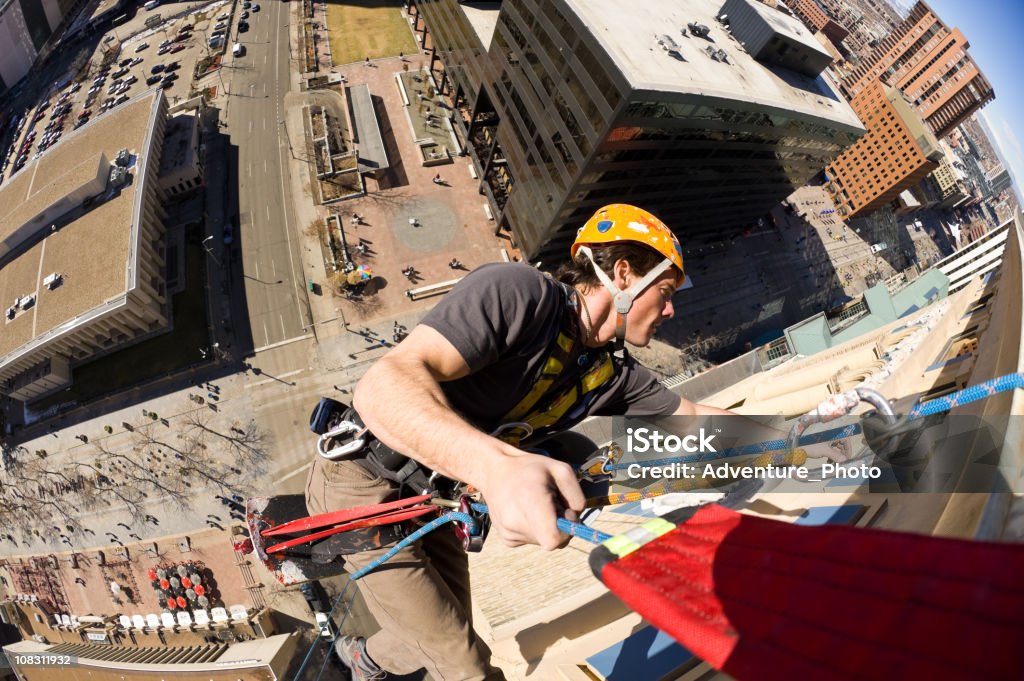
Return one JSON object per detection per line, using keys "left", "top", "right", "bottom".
{"left": 0, "top": 0, "right": 238, "bottom": 185}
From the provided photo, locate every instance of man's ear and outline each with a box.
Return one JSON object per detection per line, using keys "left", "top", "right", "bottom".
{"left": 612, "top": 258, "right": 633, "bottom": 288}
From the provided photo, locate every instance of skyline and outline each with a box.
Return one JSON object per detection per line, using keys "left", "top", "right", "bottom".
{"left": 918, "top": 0, "right": 1024, "bottom": 205}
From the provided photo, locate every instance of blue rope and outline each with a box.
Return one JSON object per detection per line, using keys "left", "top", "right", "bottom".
{"left": 349, "top": 511, "right": 476, "bottom": 580}
{"left": 602, "top": 423, "right": 862, "bottom": 471}
{"left": 471, "top": 502, "right": 611, "bottom": 544}
{"left": 593, "top": 372, "right": 1024, "bottom": 476}
{"left": 909, "top": 372, "right": 1024, "bottom": 419}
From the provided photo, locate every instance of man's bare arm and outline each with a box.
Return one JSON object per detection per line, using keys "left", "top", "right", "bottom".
{"left": 352, "top": 325, "right": 584, "bottom": 549}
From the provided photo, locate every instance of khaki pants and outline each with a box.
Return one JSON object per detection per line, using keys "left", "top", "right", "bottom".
{"left": 305, "top": 455, "right": 506, "bottom": 681}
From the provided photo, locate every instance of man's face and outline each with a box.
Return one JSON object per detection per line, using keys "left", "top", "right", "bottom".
{"left": 624, "top": 270, "right": 677, "bottom": 346}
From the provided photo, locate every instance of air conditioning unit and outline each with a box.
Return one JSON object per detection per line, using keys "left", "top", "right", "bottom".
{"left": 115, "top": 148, "right": 130, "bottom": 167}
{"left": 109, "top": 165, "right": 128, "bottom": 188}
{"left": 43, "top": 273, "right": 62, "bottom": 290}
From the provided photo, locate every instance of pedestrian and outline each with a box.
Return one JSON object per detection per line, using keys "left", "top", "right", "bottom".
{"left": 306, "top": 203, "right": 842, "bottom": 680}
{"left": 364, "top": 56, "right": 370, "bottom": 66}
{"left": 432, "top": 173, "right": 442, "bottom": 184}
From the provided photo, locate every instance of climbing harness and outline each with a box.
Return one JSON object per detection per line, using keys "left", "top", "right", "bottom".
{"left": 287, "top": 371, "right": 1024, "bottom": 681}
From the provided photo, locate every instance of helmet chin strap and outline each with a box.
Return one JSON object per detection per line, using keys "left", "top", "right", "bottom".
{"left": 576, "top": 246, "right": 673, "bottom": 353}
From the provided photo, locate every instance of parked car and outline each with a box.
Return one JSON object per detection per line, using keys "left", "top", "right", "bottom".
{"left": 159, "top": 39, "right": 172, "bottom": 48}
{"left": 130, "top": 56, "right": 143, "bottom": 66}
{"left": 119, "top": 57, "right": 133, "bottom": 67}
{"left": 157, "top": 46, "right": 170, "bottom": 56}
{"left": 169, "top": 43, "right": 185, "bottom": 53}
{"left": 135, "top": 42, "right": 149, "bottom": 52}
{"left": 251, "top": 3, "right": 259, "bottom": 10}
{"left": 242, "top": 1, "right": 250, "bottom": 7}
{"left": 164, "top": 61, "right": 180, "bottom": 71}
{"left": 112, "top": 67, "right": 128, "bottom": 78}
{"left": 150, "top": 63, "right": 165, "bottom": 74}
{"left": 240, "top": 10, "right": 248, "bottom": 18}
{"left": 115, "top": 94, "right": 129, "bottom": 104}
{"left": 217, "top": 11, "right": 229, "bottom": 20}
{"left": 214, "top": 21, "right": 226, "bottom": 30}
{"left": 237, "top": 21, "right": 248, "bottom": 32}
{"left": 124, "top": 74, "right": 137, "bottom": 85}
{"left": 146, "top": 75, "right": 162, "bottom": 85}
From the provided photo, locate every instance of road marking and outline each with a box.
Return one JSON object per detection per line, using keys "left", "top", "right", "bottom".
{"left": 248, "top": 119, "right": 253, "bottom": 133}
{"left": 264, "top": 55, "right": 268, "bottom": 64}
{"left": 274, "top": 461, "right": 313, "bottom": 485}
{"left": 254, "top": 260, "right": 260, "bottom": 279}
{"left": 264, "top": 158, "right": 267, "bottom": 172}
{"left": 266, "top": 204, "right": 271, "bottom": 221}
{"left": 253, "top": 333, "right": 314, "bottom": 354}
{"left": 263, "top": 323, "right": 270, "bottom": 347}
{"left": 263, "top": 118, "right": 266, "bottom": 130}
{"left": 272, "top": 15, "right": 306, "bottom": 334}
{"left": 244, "top": 367, "right": 306, "bottom": 390}
{"left": 279, "top": 314, "right": 287, "bottom": 338}
{"left": 272, "top": 259, "right": 277, "bottom": 277}
{"left": 247, "top": 163, "right": 251, "bottom": 177}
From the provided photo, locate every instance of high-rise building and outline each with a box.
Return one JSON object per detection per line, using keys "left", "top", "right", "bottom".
{"left": 988, "top": 164, "right": 1013, "bottom": 195}
{"left": 783, "top": 0, "right": 849, "bottom": 49}
{"left": 826, "top": 80, "right": 943, "bottom": 220}
{"left": 839, "top": 1, "right": 994, "bottom": 140}
{"left": 412, "top": 0, "right": 865, "bottom": 261}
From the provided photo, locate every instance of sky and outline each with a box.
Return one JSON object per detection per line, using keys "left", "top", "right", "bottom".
{"left": 908, "top": 0, "right": 1024, "bottom": 203}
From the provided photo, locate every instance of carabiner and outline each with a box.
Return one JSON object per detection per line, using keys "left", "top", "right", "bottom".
{"left": 317, "top": 421, "right": 369, "bottom": 460}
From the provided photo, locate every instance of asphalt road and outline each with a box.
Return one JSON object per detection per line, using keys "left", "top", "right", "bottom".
{"left": 223, "top": 0, "right": 311, "bottom": 352}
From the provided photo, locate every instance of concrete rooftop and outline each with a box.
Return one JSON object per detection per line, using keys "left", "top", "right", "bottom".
{"left": 0, "top": 89, "right": 161, "bottom": 358}
{"left": 564, "top": 0, "right": 864, "bottom": 131}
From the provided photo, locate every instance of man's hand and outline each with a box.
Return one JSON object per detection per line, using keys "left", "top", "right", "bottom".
{"left": 476, "top": 449, "right": 586, "bottom": 550}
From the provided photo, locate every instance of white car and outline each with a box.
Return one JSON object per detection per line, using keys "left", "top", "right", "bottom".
{"left": 135, "top": 42, "right": 149, "bottom": 52}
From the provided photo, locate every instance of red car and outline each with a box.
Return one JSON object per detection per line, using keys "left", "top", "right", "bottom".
{"left": 170, "top": 43, "right": 185, "bottom": 53}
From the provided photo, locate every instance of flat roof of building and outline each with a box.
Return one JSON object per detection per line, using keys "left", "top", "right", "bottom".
{"left": 158, "top": 113, "right": 197, "bottom": 176}
{"left": 564, "top": 0, "right": 864, "bottom": 131}
{"left": 0, "top": 90, "right": 161, "bottom": 359}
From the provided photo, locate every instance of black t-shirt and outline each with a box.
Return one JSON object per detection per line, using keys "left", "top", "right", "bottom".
{"left": 420, "top": 263, "right": 681, "bottom": 437}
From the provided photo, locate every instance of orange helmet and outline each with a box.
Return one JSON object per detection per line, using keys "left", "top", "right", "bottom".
{"left": 571, "top": 204, "right": 685, "bottom": 287}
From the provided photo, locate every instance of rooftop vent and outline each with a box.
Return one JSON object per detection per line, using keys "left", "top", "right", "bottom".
{"left": 657, "top": 34, "right": 681, "bottom": 52}
{"left": 109, "top": 165, "right": 128, "bottom": 188}
{"left": 115, "top": 148, "right": 130, "bottom": 167}
{"left": 43, "top": 273, "right": 63, "bottom": 290}
{"left": 688, "top": 22, "right": 711, "bottom": 38}
{"left": 19, "top": 295, "right": 35, "bottom": 310}
{"left": 6, "top": 307, "right": 14, "bottom": 320}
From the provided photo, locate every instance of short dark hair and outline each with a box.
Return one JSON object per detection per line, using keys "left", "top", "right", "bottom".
{"left": 554, "top": 243, "right": 664, "bottom": 290}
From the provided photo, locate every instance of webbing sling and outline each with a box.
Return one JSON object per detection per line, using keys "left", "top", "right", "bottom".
{"left": 590, "top": 504, "right": 1024, "bottom": 681}
{"left": 497, "top": 290, "right": 617, "bottom": 444}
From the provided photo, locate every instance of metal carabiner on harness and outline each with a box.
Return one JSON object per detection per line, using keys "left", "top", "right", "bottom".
{"left": 452, "top": 494, "right": 490, "bottom": 552}
{"left": 317, "top": 421, "right": 369, "bottom": 460}
{"left": 578, "top": 443, "right": 623, "bottom": 483}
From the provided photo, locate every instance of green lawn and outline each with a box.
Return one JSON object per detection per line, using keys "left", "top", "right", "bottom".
{"left": 326, "top": 0, "right": 418, "bottom": 65}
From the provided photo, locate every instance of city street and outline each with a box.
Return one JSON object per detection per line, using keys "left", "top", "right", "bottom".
{"left": 222, "top": 0, "right": 311, "bottom": 352}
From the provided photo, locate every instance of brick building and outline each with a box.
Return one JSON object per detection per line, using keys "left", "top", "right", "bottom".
{"left": 826, "top": 80, "right": 943, "bottom": 220}
{"left": 839, "top": 1, "right": 994, "bottom": 139}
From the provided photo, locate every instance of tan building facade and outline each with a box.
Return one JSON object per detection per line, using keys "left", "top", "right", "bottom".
{"left": 839, "top": 1, "right": 994, "bottom": 140}
{"left": 826, "top": 80, "right": 943, "bottom": 220}
{"left": 0, "top": 90, "right": 170, "bottom": 401}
